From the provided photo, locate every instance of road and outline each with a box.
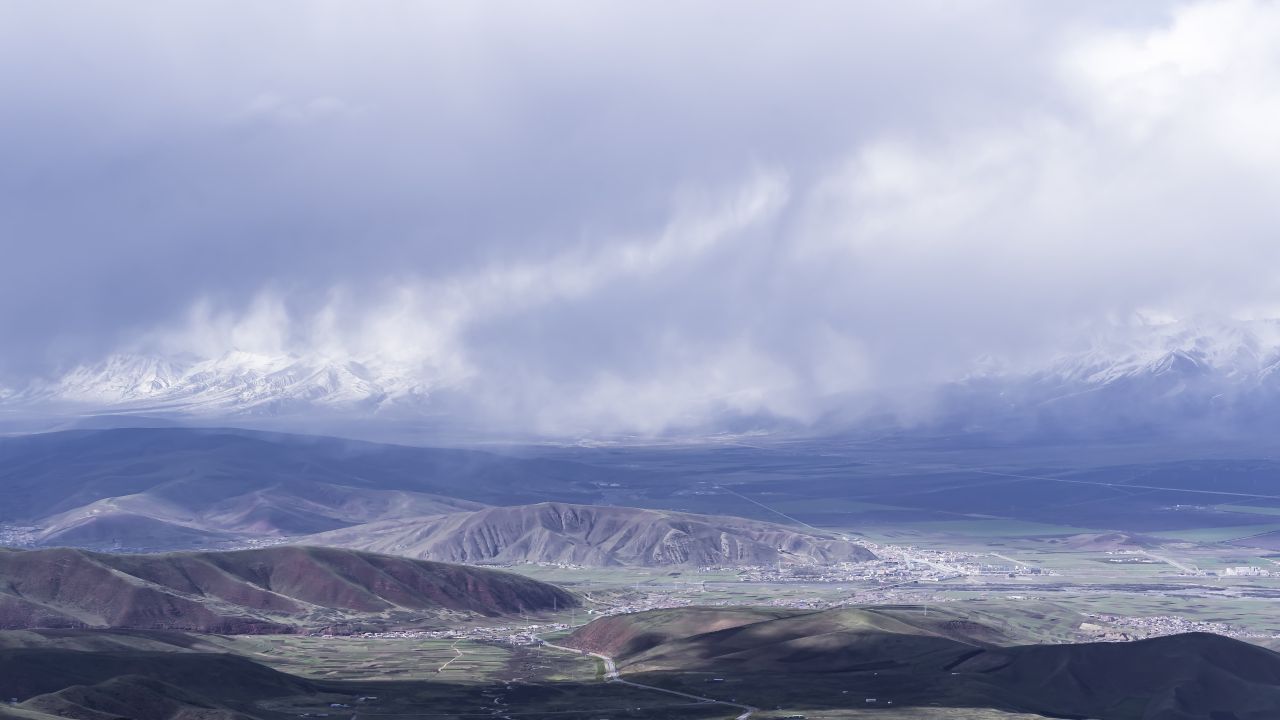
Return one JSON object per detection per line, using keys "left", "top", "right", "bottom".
{"left": 967, "top": 468, "right": 1280, "bottom": 502}
{"left": 990, "top": 552, "right": 1032, "bottom": 568}
{"left": 539, "top": 639, "right": 756, "bottom": 720}
{"left": 436, "top": 638, "right": 463, "bottom": 672}
{"left": 716, "top": 484, "right": 825, "bottom": 534}
{"left": 1138, "top": 549, "right": 1198, "bottom": 574}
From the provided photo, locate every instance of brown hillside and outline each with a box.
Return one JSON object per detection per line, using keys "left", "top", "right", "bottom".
{"left": 0, "top": 546, "right": 576, "bottom": 633}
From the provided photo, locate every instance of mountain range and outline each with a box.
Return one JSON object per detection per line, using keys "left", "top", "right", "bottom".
{"left": 7, "top": 319, "right": 1280, "bottom": 439}
{"left": 880, "top": 318, "right": 1280, "bottom": 441}
{"left": 1, "top": 351, "right": 433, "bottom": 416}
{"left": 0, "top": 427, "right": 876, "bottom": 568}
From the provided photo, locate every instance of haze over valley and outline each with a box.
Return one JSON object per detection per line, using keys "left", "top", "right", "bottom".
{"left": 6, "top": 1, "right": 1280, "bottom": 718}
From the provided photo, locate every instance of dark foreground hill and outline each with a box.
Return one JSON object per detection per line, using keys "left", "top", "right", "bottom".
{"left": 306, "top": 501, "right": 875, "bottom": 567}
{"left": 0, "top": 545, "right": 576, "bottom": 633}
{"left": 566, "top": 606, "right": 1280, "bottom": 720}
{"left": 0, "top": 629, "right": 315, "bottom": 720}
{"left": 1, "top": 648, "right": 311, "bottom": 712}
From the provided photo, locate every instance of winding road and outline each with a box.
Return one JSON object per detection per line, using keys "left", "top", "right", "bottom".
{"left": 436, "top": 638, "right": 464, "bottom": 673}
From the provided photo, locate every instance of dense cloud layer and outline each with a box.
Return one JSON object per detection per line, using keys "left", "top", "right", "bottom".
{"left": 4, "top": 1, "right": 1280, "bottom": 435}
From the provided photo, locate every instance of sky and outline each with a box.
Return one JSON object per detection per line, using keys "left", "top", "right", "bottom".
{"left": 4, "top": 1, "right": 1280, "bottom": 435}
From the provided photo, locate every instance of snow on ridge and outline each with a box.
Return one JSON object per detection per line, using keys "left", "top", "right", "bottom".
{"left": 9, "top": 317, "right": 1280, "bottom": 427}
{"left": 11, "top": 350, "right": 435, "bottom": 416}
{"left": 1034, "top": 318, "right": 1280, "bottom": 387}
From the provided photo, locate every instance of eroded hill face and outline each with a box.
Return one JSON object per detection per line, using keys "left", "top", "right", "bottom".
{"left": 0, "top": 546, "right": 577, "bottom": 633}
{"left": 304, "top": 501, "right": 876, "bottom": 567}
{"left": 565, "top": 606, "right": 1280, "bottom": 720}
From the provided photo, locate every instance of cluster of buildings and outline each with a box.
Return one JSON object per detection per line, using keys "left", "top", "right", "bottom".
{"left": 0, "top": 525, "right": 36, "bottom": 546}
{"left": 1083, "top": 613, "right": 1280, "bottom": 641}
{"left": 711, "top": 542, "right": 1051, "bottom": 585}
{"left": 1221, "top": 565, "right": 1280, "bottom": 577}
{"left": 323, "top": 622, "right": 575, "bottom": 645}
{"left": 863, "top": 542, "right": 1052, "bottom": 578}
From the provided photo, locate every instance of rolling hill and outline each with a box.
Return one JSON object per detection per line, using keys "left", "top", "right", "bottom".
{"left": 565, "top": 606, "right": 1280, "bottom": 719}
{"left": 0, "top": 545, "right": 577, "bottom": 633}
{"left": 12, "top": 675, "right": 252, "bottom": 720}
{"left": 0, "top": 628, "right": 317, "bottom": 720}
{"left": 0, "top": 648, "right": 312, "bottom": 714}
{"left": 304, "top": 501, "right": 875, "bottom": 567}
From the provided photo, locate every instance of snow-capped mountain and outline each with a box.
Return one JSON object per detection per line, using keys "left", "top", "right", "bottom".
{"left": 7, "top": 318, "right": 1280, "bottom": 440}
{"left": 934, "top": 319, "right": 1280, "bottom": 440}
{"left": 9, "top": 350, "right": 436, "bottom": 416}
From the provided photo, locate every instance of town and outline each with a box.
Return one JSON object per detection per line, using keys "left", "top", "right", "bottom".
{"left": 724, "top": 541, "right": 1053, "bottom": 584}
{"left": 1083, "top": 613, "right": 1280, "bottom": 642}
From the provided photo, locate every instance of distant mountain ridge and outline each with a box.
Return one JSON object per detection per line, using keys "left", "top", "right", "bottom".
{"left": 5, "top": 351, "right": 433, "bottom": 416}
{"left": 884, "top": 318, "right": 1280, "bottom": 441}
{"left": 0, "top": 428, "right": 879, "bottom": 568}
{"left": 0, "top": 427, "right": 609, "bottom": 544}
{"left": 7, "top": 319, "right": 1280, "bottom": 439}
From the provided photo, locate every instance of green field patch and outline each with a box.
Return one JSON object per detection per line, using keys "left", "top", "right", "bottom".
{"left": 1150, "top": 522, "right": 1280, "bottom": 542}
{"left": 213, "top": 636, "right": 515, "bottom": 683}
{"left": 1214, "top": 504, "right": 1280, "bottom": 517}
{"left": 889, "top": 518, "right": 1100, "bottom": 538}
{"left": 769, "top": 497, "right": 913, "bottom": 514}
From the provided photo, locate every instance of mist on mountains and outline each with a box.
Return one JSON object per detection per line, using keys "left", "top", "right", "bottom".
{"left": 4, "top": 1, "right": 1280, "bottom": 438}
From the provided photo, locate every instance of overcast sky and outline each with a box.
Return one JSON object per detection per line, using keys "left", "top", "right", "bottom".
{"left": 4, "top": 1, "right": 1280, "bottom": 434}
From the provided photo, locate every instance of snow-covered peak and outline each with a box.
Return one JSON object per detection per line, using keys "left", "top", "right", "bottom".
{"left": 52, "top": 354, "right": 193, "bottom": 403}
{"left": 9, "top": 317, "right": 1280, "bottom": 438}
{"left": 1037, "top": 318, "right": 1280, "bottom": 386}
{"left": 13, "top": 350, "right": 436, "bottom": 417}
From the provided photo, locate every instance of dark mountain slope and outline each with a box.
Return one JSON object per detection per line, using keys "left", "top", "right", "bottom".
{"left": 566, "top": 606, "right": 1280, "bottom": 720}
{"left": 955, "top": 632, "right": 1280, "bottom": 720}
{"left": 0, "top": 647, "right": 310, "bottom": 708}
{"left": 0, "top": 628, "right": 224, "bottom": 653}
{"left": 18, "top": 675, "right": 249, "bottom": 720}
{"left": 0, "top": 629, "right": 296, "bottom": 720}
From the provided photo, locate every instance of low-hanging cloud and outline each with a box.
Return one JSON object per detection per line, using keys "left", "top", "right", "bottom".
{"left": 4, "top": 1, "right": 1280, "bottom": 435}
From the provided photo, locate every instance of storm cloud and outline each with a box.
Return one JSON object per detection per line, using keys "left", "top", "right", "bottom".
{"left": 4, "top": 1, "right": 1280, "bottom": 435}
